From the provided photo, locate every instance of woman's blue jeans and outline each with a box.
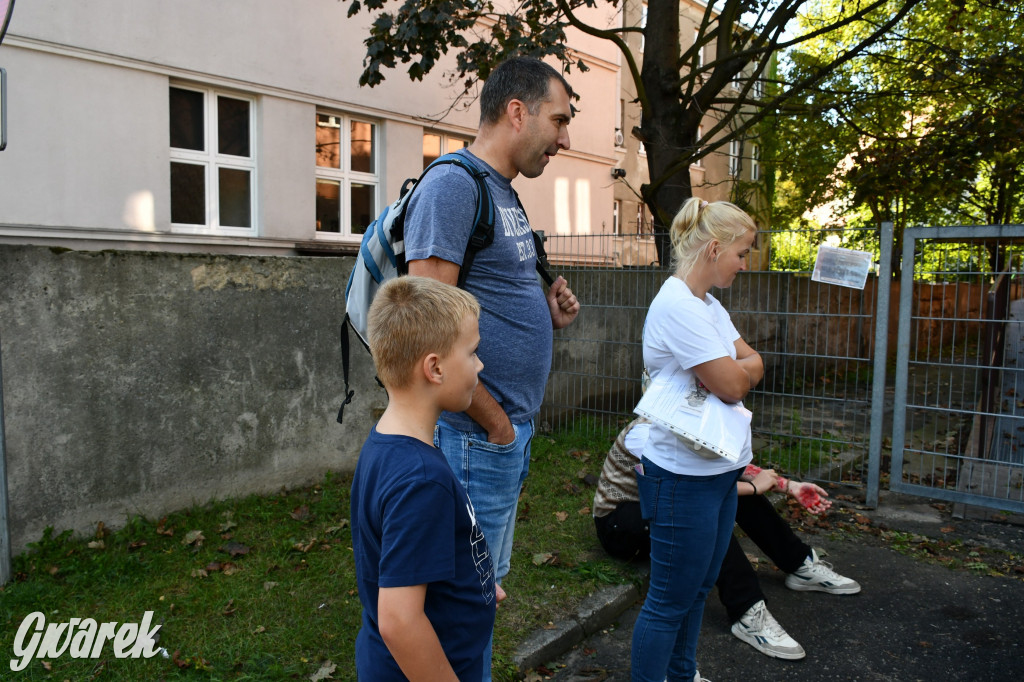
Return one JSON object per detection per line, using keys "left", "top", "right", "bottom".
{"left": 630, "top": 457, "right": 742, "bottom": 682}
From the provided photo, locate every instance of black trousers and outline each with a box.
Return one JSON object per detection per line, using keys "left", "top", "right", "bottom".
{"left": 594, "top": 494, "right": 811, "bottom": 623}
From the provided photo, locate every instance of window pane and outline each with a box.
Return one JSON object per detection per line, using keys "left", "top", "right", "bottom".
{"left": 350, "top": 183, "right": 375, "bottom": 235}
{"left": 170, "top": 162, "right": 206, "bottom": 224}
{"left": 219, "top": 167, "right": 251, "bottom": 227}
{"left": 316, "top": 113, "right": 341, "bottom": 169}
{"left": 316, "top": 179, "right": 341, "bottom": 233}
{"left": 350, "top": 121, "right": 375, "bottom": 173}
{"left": 218, "top": 96, "right": 250, "bottom": 157}
{"left": 422, "top": 133, "right": 441, "bottom": 169}
{"left": 169, "top": 88, "right": 204, "bottom": 151}
{"left": 447, "top": 137, "right": 469, "bottom": 154}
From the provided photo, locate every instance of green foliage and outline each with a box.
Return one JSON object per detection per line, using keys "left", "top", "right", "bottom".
{"left": 776, "top": 0, "right": 1024, "bottom": 237}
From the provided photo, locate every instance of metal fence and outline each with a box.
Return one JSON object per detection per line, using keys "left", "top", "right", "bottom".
{"left": 543, "top": 222, "right": 1024, "bottom": 513}
{"left": 541, "top": 225, "right": 892, "bottom": 496}
{"left": 892, "top": 225, "right": 1024, "bottom": 514}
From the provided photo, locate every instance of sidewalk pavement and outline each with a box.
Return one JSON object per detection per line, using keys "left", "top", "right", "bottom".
{"left": 513, "top": 490, "right": 1024, "bottom": 681}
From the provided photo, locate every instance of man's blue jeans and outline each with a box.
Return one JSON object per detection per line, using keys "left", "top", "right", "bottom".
{"left": 630, "top": 457, "right": 741, "bottom": 682}
{"left": 435, "top": 418, "right": 533, "bottom": 582}
{"left": 435, "top": 418, "right": 533, "bottom": 682}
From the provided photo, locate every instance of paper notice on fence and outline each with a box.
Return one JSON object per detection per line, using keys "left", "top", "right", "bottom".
{"left": 633, "top": 365, "right": 751, "bottom": 463}
{"left": 811, "top": 245, "right": 873, "bottom": 289}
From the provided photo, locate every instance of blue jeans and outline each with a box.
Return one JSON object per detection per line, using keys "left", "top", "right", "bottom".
{"left": 435, "top": 418, "right": 534, "bottom": 682}
{"left": 630, "top": 458, "right": 741, "bottom": 682}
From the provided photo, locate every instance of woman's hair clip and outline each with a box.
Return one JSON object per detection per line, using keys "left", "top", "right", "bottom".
{"left": 699, "top": 200, "right": 709, "bottom": 210}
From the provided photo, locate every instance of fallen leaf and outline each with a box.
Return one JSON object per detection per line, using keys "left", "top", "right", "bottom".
{"left": 291, "top": 505, "right": 311, "bottom": 522}
{"left": 156, "top": 517, "right": 174, "bottom": 536}
{"left": 578, "top": 506, "right": 591, "bottom": 515}
{"left": 223, "top": 598, "right": 237, "bottom": 616}
{"left": 221, "top": 562, "right": 240, "bottom": 576}
{"left": 264, "top": 581, "right": 279, "bottom": 591}
{"left": 220, "top": 541, "right": 250, "bottom": 558}
{"left": 182, "top": 530, "right": 205, "bottom": 547}
{"left": 294, "top": 539, "right": 317, "bottom": 553}
{"left": 941, "top": 526, "right": 956, "bottom": 533}
{"left": 87, "top": 540, "right": 105, "bottom": 550}
{"left": 41, "top": 661, "right": 52, "bottom": 671}
{"left": 554, "top": 511, "right": 568, "bottom": 522}
{"left": 191, "top": 568, "right": 208, "bottom": 579}
{"left": 253, "top": 625, "right": 266, "bottom": 634}
{"left": 95, "top": 521, "right": 108, "bottom": 539}
{"left": 532, "top": 552, "right": 559, "bottom": 566}
{"left": 205, "top": 561, "right": 223, "bottom": 573}
{"left": 127, "top": 540, "right": 147, "bottom": 552}
{"left": 309, "top": 660, "right": 337, "bottom": 681}
{"left": 326, "top": 521, "right": 349, "bottom": 534}
{"left": 218, "top": 520, "right": 238, "bottom": 533}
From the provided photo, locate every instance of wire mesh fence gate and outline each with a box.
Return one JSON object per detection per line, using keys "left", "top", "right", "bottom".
{"left": 892, "top": 225, "right": 1024, "bottom": 515}
{"left": 540, "top": 224, "right": 894, "bottom": 503}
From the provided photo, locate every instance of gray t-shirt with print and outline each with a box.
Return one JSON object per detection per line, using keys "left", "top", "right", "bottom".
{"left": 404, "top": 149, "right": 552, "bottom": 430}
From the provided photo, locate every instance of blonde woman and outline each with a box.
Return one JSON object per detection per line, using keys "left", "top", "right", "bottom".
{"left": 631, "top": 198, "right": 762, "bottom": 682}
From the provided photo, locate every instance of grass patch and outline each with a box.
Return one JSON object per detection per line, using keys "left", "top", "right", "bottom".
{"left": 0, "top": 419, "right": 644, "bottom": 681}
{"left": 755, "top": 434, "right": 841, "bottom": 474}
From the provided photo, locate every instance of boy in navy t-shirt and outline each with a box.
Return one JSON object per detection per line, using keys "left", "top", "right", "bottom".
{"left": 351, "top": 276, "right": 504, "bottom": 680}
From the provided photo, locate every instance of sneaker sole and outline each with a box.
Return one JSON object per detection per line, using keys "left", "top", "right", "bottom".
{"left": 730, "top": 625, "right": 806, "bottom": 660}
{"left": 785, "top": 578, "right": 862, "bottom": 595}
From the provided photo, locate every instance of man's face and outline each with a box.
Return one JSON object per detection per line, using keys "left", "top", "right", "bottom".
{"left": 515, "top": 78, "right": 572, "bottom": 179}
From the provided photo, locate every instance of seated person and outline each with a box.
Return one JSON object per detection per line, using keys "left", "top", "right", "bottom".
{"left": 593, "top": 418, "right": 860, "bottom": 660}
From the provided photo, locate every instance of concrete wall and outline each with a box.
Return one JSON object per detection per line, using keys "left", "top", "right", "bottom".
{"left": 0, "top": 244, "right": 383, "bottom": 553}
{"left": 5, "top": 246, "right": 987, "bottom": 553}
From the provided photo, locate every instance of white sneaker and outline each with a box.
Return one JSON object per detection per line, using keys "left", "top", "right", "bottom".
{"left": 730, "top": 600, "right": 806, "bottom": 660}
{"left": 785, "top": 549, "right": 862, "bottom": 594}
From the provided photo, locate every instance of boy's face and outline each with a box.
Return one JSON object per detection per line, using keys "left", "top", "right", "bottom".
{"left": 439, "top": 313, "right": 483, "bottom": 413}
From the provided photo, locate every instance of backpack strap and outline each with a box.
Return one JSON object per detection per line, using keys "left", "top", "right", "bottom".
{"left": 423, "top": 152, "right": 496, "bottom": 288}
{"left": 511, "top": 186, "right": 555, "bottom": 286}
{"left": 336, "top": 321, "right": 354, "bottom": 423}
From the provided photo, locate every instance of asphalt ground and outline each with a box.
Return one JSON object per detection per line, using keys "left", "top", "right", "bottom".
{"left": 515, "top": 491, "right": 1024, "bottom": 682}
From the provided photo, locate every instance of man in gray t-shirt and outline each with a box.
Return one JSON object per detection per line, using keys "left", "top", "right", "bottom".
{"left": 404, "top": 57, "right": 580, "bottom": 681}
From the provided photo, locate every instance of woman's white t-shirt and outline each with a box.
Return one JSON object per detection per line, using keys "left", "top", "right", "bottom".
{"left": 641, "top": 276, "right": 752, "bottom": 475}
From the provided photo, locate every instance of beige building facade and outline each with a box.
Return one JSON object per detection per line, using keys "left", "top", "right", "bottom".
{"left": 0, "top": 1, "right": 617, "bottom": 256}
{"left": 0, "top": 0, "right": 761, "bottom": 263}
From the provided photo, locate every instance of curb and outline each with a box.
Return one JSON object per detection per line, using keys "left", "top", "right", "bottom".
{"left": 513, "top": 565, "right": 649, "bottom": 673}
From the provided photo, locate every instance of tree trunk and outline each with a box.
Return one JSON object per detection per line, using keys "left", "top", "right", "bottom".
{"left": 638, "top": 0, "right": 695, "bottom": 267}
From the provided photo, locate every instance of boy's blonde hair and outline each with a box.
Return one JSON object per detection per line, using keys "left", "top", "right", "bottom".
{"left": 669, "top": 197, "right": 757, "bottom": 278}
{"left": 367, "top": 276, "right": 481, "bottom": 390}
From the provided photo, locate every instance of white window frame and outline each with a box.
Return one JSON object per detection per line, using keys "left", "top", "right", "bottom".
{"left": 422, "top": 131, "right": 471, "bottom": 169}
{"left": 751, "top": 143, "right": 761, "bottom": 182}
{"left": 729, "top": 139, "right": 741, "bottom": 178}
{"left": 315, "top": 112, "right": 380, "bottom": 240}
{"left": 169, "top": 84, "right": 257, "bottom": 236}
{"left": 694, "top": 29, "right": 704, "bottom": 68}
